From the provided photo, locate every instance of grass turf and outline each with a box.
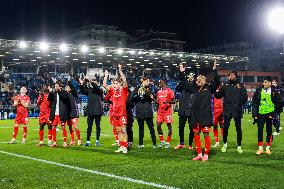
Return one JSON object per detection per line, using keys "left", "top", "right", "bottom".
{"left": 0, "top": 113, "right": 283, "bottom": 189}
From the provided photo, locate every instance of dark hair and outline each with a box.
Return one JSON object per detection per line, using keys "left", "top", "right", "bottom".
{"left": 141, "top": 76, "right": 148, "bottom": 81}
{"left": 229, "top": 71, "right": 238, "bottom": 77}
{"left": 114, "top": 77, "right": 122, "bottom": 83}
{"left": 263, "top": 76, "right": 273, "bottom": 82}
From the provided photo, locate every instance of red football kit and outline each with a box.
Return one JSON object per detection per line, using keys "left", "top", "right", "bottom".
{"left": 213, "top": 97, "right": 224, "bottom": 126}
{"left": 15, "top": 95, "right": 30, "bottom": 125}
{"left": 37, "top": 94, "right": 51, "bottom": 124}
{"left": 111, "top": 87, "right": 128, "bottom": 127}
{"left": 157, "top": 87, "right": 175, "bottom": 124}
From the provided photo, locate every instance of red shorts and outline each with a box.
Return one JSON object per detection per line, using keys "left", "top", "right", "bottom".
{"left": 67, "top": 118, "right": 79, "bottom": 126}
{"left": 157, "top": 113, "right": 173, "bottom": 124}
{"left": 213, "top": 110, "right": 224, "bottom": 126}
{"left": 51, "top": 115, "right": 66, "bottom": 126}
{"left": 39, "top": 114, "right": 51, "bottom": 125}
{"left": 111, "top": 116, "right": 127, "bottom": 127}
{"left": 15, "top": 116, "right": 29, "bottom": 125}
{"left": 193, "top": 123, "right": 211, "bottom": 133}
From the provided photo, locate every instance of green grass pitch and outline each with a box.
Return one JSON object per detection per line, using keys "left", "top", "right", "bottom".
{"left": 0, "top": 113, "right": 283, "bottom": 189}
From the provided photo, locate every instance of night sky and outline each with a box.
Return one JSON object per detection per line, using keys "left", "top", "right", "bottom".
{"left": 0, "top": 0, "right": 283, "bottom": 50}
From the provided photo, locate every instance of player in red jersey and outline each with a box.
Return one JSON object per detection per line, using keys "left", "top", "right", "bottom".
{"left": 104, "top": 85, "right": 119, "bottom": 146}
{"left": 155, "top": 79, "right": 175, "bottom": 149}
{"left": 36, "top": 85, "right": 52, "bottom": 147}
{"left": 103, "top": 64, "right": 128, "bottom": 153}
{"left": 212, "top": 90, "right": 224, "bottom": 148}
{"left": 9, "top": 86, "right": 30, "bottom": 144}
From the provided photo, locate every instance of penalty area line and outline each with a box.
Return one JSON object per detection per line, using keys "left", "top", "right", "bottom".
{"left": 0, "top": 150, "right": 179, "bottom": 189}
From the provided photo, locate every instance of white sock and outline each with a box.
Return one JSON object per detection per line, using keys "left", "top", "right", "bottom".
{"left": 259, "top": 146, "right": 263, "bottom": 150}
{"left": 266, "top": 146, "right": 270, "bottom": 150}
{"left": 223, "top": 143, "right": 227, "bottom": 148}
{"left": 86, "top": 141, "right": 90, "bottom": 144}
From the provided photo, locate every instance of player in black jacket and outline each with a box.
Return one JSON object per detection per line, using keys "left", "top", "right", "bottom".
{"left": 174, "top": 64, "right": 196, "bottom": 150}
{"left": 191, "top": 61, "right": 219, "bottom": 161}
{"left": 215, "top": 71, "right": 248, "bottom": 153}
{"left": 65, "top": 82, "right": 81, "bottom": 146}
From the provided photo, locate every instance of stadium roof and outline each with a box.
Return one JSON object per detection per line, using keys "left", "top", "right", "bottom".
{"left": 0, "top": 39, "right": 249, "bottom": 70}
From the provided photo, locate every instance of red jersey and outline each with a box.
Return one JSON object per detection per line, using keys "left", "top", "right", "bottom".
{"left": 111, "top": 87, "right": 128, "bottom": 116}
{"left": 213, "top": 97, "right": 223, "bottom": 112}
{"left": 37, "top": 93, "right": 51, "bottom": 114}
{"left": 15, "top": 95, "right": 30, "bottom": 117}
{"left": 157, "top": 87, "right": 175, "bottom": 113}
{"left": 105, "top": 88, "right": 114, "bottom": 116}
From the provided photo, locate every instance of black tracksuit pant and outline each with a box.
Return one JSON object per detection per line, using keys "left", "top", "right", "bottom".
{"left": 178, "top": 116, "right": 194, "bottom": 146}
{"left": 257, "top": 113, "right": 273, "bottom": 145}
{"left": 87, "top": 115, "right": 101, "bottom": 141}
{"left": 137, "top": 118, "right": 156, "bottom": 146}
{"left": 223, "top": 115, "right": 242, "bottom": 146}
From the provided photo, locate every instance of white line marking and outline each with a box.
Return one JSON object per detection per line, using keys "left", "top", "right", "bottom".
{"left": 0, "top": 150, "right": 179, "bottom": 189}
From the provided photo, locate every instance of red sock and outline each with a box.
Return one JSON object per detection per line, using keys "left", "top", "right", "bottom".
{"left": 39, "top": 130, "right": 44, "bottom": 141}
{"left": 113, "top": 129, "right": 119, "bottom": 141}
{"left": 62, "top": 127, "right": 67, "bottom": 143}
{"left": 166, "top": 135, "right": 171, "bottom": 143}
{"left": 70, "top": 129, "right": 75, "bottom": 142}
{"left": 23, "top": 126, "right": 27, "bottom": 139}
{"left": 119, "top": 141, "right": 123, "bottom": 147}
{"left": 266, "top": 135, "right": 273, "bottom": 146}
{"left": 213, "top": 127, "right": 219, "bottom": 143}
{"left": 52, "top": 127, "right": 57, "bottom": 143}
{"left": 159, "top": 135, "right": 164, "bottom": 142}
{"left": 205, "top": 135, "right": 211, "bottom": 155}
{"left": 76, "top": 129, "right": 81, "bottom": 140}
{"left": 13, "top": 127, "right": 19, "bottom": 139}
{"left": 123, "top": 141, "right": 128, "bottom": 148}
{"left": 48, "top": 129, "right": 52, "bottom": 141}
{"left": 258, "top": 142, "right": 263, "bottom": 146}
{"left": 194, "top": 134, "right": 202, "bottom": 154}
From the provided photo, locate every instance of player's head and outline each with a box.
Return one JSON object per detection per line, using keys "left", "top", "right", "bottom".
{"left": 65, "top": 82, "right": 75, "bottom": 93}
{"left": 113, "top": 77, "right": 122, "bottom": 90}
{"left": 42, "top": 84, "right": 49, "bottom": 93}
{"left": 263, "top": 77, "right": 272, "bottom": 89}
{"left": 141, "top": 77, "right": 149, "bottom": 86}
{"left": 196, "top": 75, "right": 206, "bottom": 87}
{"left": 20, "top": 86, "right": 27, "bottom": 94}
{"left": 228, "top": 71, "right": 237, "bottom": 81}
{"left": 272, "top": 79, "right": 277, "bottom": 87}
{"left": 55, "top": 81, "right": 63, "bottom": 91}
{"left": 159, "top": 79, "right": 166, "bottom": 88}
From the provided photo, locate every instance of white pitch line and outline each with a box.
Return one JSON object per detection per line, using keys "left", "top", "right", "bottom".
{"left": 0, "top": 150, "right": 179, "bottom": 189}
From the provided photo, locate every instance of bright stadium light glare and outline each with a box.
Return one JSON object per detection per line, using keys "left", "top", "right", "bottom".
{"left": 39, "top": 42, "right": 49, "bottom": 51}
{"left": 19, "top": 41, "right": 27, "bottom": 49}
{"left": 98, "top": 47, "right": 106, "bottom": 53}
{"left": 80, "top": 45, "right": 89, "bottom": 53}
{"left": 129, "top": 50, "right": 135, "bottom": 54}
{"left": 116, "top": 48, "right": 124, "bottom": 54}
{"left": 268, "top": 7, "right": 284, "bottom": 34}
{"left": 59, "top": 44, "right": 68, "bottom": 52}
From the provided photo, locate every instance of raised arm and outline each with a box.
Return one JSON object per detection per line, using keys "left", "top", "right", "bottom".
{"left": 103, "top": 70, "right": 110, "bottom": 91}
{"left": 118, "top": 64, "right": 128, "bottom": 88}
